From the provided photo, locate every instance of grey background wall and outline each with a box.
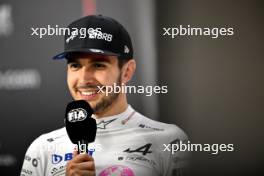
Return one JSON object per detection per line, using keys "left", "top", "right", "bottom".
{"left": 0, "top": 0, "right": 82, "bottom": 175}
{"left": 157, "top": 0, "right": 263, "bottom": 175}
{"left": 0, "top": 0, "right": 263, "bottom": 175}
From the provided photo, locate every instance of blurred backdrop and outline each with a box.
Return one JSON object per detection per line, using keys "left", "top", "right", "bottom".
{"left": 0, "top": 0, "right": 263, "bottom": 175}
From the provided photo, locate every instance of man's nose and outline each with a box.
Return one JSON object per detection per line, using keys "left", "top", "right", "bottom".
{"left": 79, "top": 67, "right": 95, "bottom": 82}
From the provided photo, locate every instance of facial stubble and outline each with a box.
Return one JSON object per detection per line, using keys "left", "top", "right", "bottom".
{"left": 93, "top": 74, "right": 122, "bottom": 114}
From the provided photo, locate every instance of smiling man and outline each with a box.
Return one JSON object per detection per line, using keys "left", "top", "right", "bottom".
{"left": 67, "top": 53, "right": 134, "bottom": 117}
{"left": 20, "top": 15, "right": 189, "bottom": 176}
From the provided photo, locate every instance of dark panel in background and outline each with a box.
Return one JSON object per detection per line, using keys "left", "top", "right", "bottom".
{"left": 0, "top": 0, "right": 82, "bottom": 175}
{"left": 157, "top": 0, "right": 263, "bottom": 175}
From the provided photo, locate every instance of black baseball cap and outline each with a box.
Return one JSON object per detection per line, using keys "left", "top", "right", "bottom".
{"left": 53, "top": 15, "right": 133, "bottom": 60}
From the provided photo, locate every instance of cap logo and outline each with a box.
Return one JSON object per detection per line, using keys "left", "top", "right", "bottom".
{"left": 124, "top": 45, "right": 129, "bottom": 53}
{"left": 53, "top": 16, "right": 133, "bottom": 60}
{"left": 65, "top": 28, "right": 113, "bottom": 44}
{"left": 66, "top": 30, "right": 78, "bottom": 43}
{"left": 89, "top": 49, "right": 104, "bottom": 54}
{"left": 87, "top": 28, "right": 113, "bottom": 42}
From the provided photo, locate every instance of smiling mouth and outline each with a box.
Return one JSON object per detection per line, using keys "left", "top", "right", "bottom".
{"left": 80, "top": 91, "right": 97, "bottom": 96}
{"left": 77, "top": 89, "right": 100, "bottom": 101}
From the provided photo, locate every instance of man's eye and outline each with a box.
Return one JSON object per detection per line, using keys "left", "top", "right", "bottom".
{"left": 69, "top": 63, "right": 81, "bottom": 69}
{"left": 94, "top": 63, "right": 106, "bottom": 68}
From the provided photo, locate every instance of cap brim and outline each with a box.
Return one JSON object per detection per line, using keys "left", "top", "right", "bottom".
{"left": 53, "top": 48, "right": 120, "bottom": 60}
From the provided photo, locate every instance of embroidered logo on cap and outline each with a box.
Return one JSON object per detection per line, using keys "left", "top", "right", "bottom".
{"left": 89, "top": 49, "right": 104, "bottom": 54}
{"left": 124, "top": 45, "right": 129, "bottom": 53}
{"left": 66, "top": 30, "right": 78, "bottom": 43}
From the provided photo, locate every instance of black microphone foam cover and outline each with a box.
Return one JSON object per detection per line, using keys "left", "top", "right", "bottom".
{"left": 65, "top": 100, "right": 97, "bottom": 144}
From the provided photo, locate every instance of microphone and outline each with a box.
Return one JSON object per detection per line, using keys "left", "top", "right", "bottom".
{"left": 65, "top": 100, "right": 97, "bottom": 154}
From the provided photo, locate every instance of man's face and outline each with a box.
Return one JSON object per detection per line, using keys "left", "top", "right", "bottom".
{"left": 67, "top": 54, "right": 122, "bottom": 114}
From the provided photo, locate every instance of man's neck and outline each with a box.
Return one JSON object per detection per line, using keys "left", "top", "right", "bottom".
{"left": 94, "top": 95, "right": 128, "bottom": 118}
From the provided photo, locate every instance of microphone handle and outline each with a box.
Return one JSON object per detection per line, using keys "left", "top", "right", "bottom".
{"left": 77, "top": 140, "right": 89, "bottom": 154}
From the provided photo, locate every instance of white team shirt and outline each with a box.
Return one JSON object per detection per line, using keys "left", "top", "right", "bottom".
{"left": 20, "top": 105, "right": 189, "bottom": 176}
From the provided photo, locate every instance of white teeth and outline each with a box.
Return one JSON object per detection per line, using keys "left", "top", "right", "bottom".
{"left": 80, "top": 91, "right": 95, "bottom": 96}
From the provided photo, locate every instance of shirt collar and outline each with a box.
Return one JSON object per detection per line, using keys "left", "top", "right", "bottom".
{"left": 92, "top": 105, "right": 135, "bottom": 131}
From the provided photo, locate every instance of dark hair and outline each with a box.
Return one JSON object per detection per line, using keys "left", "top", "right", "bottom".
{"left": 117, "top": 57, "right": 132, "bottom": 69}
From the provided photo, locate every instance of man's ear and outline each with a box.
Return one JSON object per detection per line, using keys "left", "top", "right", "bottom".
{"left": 121, "top": 59, "right": 136, "bottom": 84}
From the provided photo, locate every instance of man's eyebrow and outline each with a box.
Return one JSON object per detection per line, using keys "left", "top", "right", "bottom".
{"left": 90, "top": 57, "right": 112, "bottom": 63}
{"left": 67, "top": 58, "right": 78, "bottom": 64}
{"left": 67, "top": 57, "right": 112, "bottom": 64}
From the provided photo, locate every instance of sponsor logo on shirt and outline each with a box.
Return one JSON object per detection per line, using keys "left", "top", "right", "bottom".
{"left": 118, "top": 155, "right": 156, "bottom": 167}
{"left": 97, "top": 118, "right": 117, "bottom": 129}
{"left": 24, "top": 155, "right": 39, "bottom": 167}
{"left": 138, "top": 124, "right": 164, "bottom": 131}
{"left": 46, "top": 134, "right": 66, "bottom": 143}
{"left": 124, "top": 143, "right": 152, "bottom": 156}
{"left": 50, "top": 165, "right": 66, "bottom": 176}
{"left": 99, "top": 165, "right": 134, "bottom": 176}
{"left": 21, "top": 168, "right": 33, "bottom": 175}
{"left": 52, "top": 153, "right": 73, "bottom": 164}
{"left": 51, "top": 150, "right": 95, "bottom": 164}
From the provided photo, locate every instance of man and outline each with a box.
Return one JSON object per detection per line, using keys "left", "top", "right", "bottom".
{"left": 20, "top": 15, "right": 188, "bottom": 176}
